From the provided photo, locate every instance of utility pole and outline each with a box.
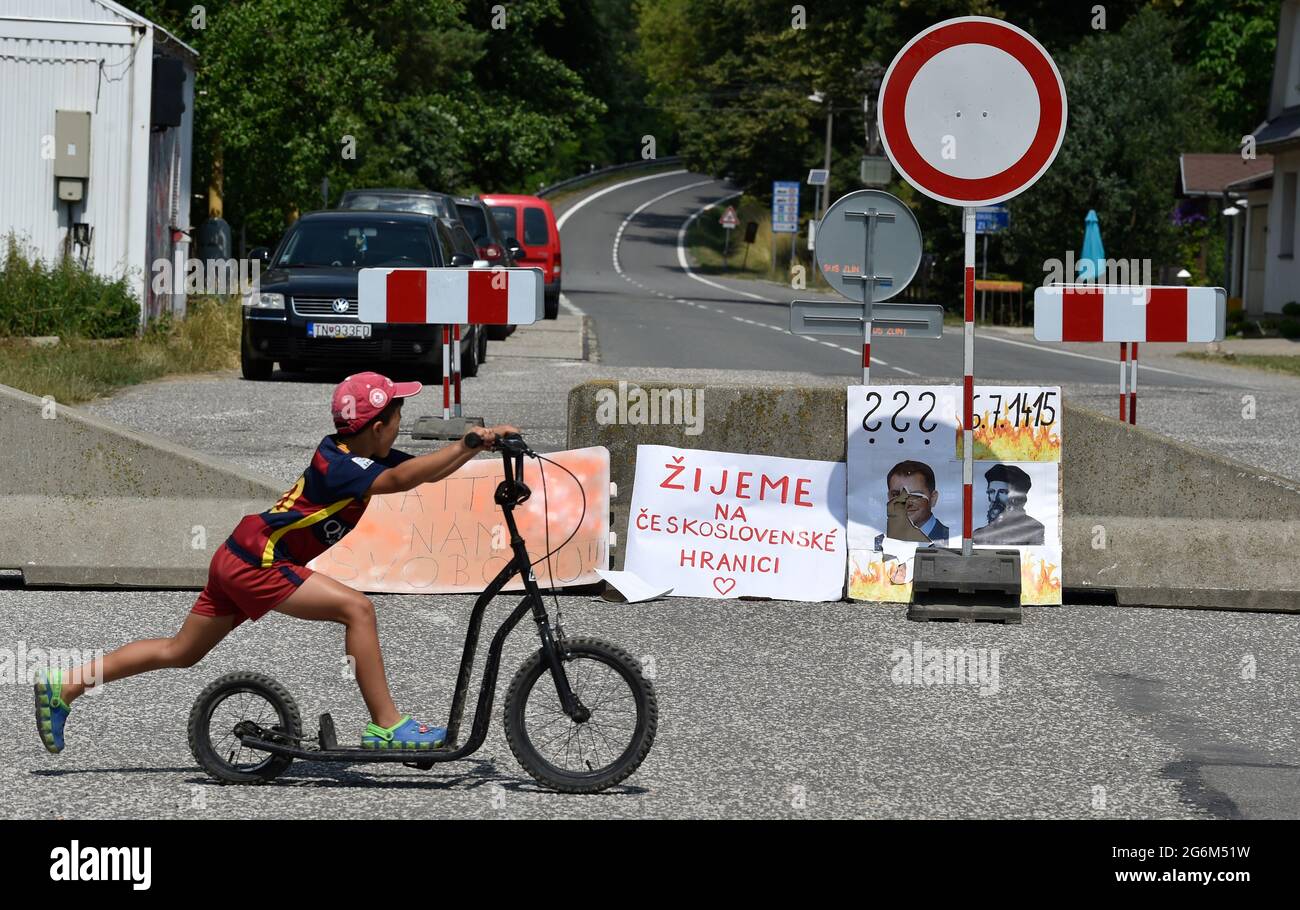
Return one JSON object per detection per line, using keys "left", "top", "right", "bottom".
{"left": 820, "top": 107, "right": 833, "bottom": 220}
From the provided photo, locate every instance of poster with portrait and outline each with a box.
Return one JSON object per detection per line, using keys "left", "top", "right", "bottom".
{"left": 847, "top": 385, "right": 1063, "bottom": 605}
{"left": 846, "top": 385, "right": 960, "bottom": 603}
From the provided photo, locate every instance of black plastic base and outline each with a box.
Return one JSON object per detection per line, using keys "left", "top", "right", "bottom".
{"left": 909, "top": 547, "right": 1023, "bottom": 622}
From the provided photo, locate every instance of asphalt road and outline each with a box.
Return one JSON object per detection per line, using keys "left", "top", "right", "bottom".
{"left": 3, "top": 170, "right": 1299, "bottom": 821}
{"left": 557, "top": 169, "right": 1221, "bottom": 387}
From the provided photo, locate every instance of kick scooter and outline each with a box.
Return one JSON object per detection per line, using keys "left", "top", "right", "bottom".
{"left": 187, "top": 432, "right": 657, "bottom": 793}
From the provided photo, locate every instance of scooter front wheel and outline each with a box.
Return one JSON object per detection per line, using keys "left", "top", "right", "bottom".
{"left": 188, "top": 671, "right": 301, "bottom": 784}
{"left": 503, "top": 637, "right": 658, "bottom": 793}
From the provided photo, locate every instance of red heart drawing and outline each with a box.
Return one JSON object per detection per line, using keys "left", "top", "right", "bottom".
{"left": 712, "top": 577, "right": 736, "bottom": 596}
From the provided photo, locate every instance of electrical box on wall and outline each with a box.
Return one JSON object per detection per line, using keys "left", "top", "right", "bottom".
{"left": 54, "top": 110, "right": 91, "bottom": 201}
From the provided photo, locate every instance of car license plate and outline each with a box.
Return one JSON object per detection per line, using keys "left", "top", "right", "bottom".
{"left": 308, "top": 322, "right": 371, "bottom": 339}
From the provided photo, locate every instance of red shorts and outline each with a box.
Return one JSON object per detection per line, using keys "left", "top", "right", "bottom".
{"left": 191, "top": 542, "right": 314, "bottom": 627}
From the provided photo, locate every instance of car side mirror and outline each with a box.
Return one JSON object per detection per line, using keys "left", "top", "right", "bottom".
{"left": 505, "top": 237, "right": 524, "bottom": 258}
{"left": 249, "top": 247, "right": 272, "bottom": 265}
{"left": 450, "top": 253, "right": 475, "bottom": 267}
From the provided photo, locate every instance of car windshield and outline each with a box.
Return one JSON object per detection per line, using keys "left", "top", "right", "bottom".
{"left": 341, "top": 193, "right": 444, "bottom": 218}
{"left": 489, "top": 205, "right": 517, "bottom": 241}
{"left": 524, "top": 207, "right": 550, "bottom": 245}
{"left": 275, "top": 221, "right": 437, "bottom": 268}
{"left": 457, "top": 205, "right": 493, "bottom": 245}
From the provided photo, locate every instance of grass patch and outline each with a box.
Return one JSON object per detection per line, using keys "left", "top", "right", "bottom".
{"left": 685, "top": 193, "right": 821, "bottom": 288}
{"left": 0, "top": 295, "right": 242, "bottom": 404}
{"left": 1178, "top": 351, "right": 1300, "bottom": 377}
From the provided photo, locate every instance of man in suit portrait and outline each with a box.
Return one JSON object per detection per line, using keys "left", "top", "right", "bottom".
{"left": 972, "top": 463, "right": 1045, "bottom": 546}
{"left": 873, "top": 460, "right": 950, "bottom": 550}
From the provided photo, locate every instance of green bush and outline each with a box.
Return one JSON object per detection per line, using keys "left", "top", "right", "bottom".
{"left": 1279, "top": 318, "right": 1300, "bottom": 340}
{"left": 0, "top": 234, "right": 139, "bottom": 339}
{"left": 1282, "top": 301, "right": 1300, "bottom": 317}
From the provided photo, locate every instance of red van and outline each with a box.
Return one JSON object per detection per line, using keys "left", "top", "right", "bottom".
{"left": 481, "top": 194, "right": 561, "bottom": 319}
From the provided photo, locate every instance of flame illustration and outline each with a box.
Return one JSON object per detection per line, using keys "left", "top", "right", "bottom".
{"left": 847, "top": 556, "right": 912, "bottom": 602}
{"left": 1020, "top": 554, "right": 1062, "bottom": 605}
{"left": 957, "top": 406, "right": 1061, "bottom": 462}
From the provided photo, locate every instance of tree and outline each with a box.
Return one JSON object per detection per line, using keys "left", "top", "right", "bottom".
{"left": 1002, "top": 8, "right": 1221, "bottom": 292}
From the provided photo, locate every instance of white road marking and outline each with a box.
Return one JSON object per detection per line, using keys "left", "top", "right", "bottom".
{"left": 978, "top": 332, "right": 1203, "bottom": 379}
{"left": 613, "top": 178, "right": 717, "bottom": 276}
{"left": 558, "top": 292, "right": 585, "bottom": 316}
{"left": 675, "top": 194, "right": 771, "bottom": 301}
{"left": 555, "top": 168, "right": 689, "bottom": 230}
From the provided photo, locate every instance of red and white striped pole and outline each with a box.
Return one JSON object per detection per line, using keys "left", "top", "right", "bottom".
{"left": 451, "top": 324, "right": 463, "bottom": 419}
{"left": 441, "top": 324, "right": 451, "bottom": 421}
{"left": 862, "top": 326, "right": 870, "bottom": 384}
{"left": 1129, "top": 342, "right": 1138, "bottom": 424}
{"left": 962, "top": 206, "right": 975, "bottom": 557}
{"left": 1119, "top": 342, "right": 1128, "bottom": 423}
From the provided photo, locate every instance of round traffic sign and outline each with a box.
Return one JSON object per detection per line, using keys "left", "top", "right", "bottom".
{"left": 878, "top": 16, "right": 1067, "bottom": 207}
{"left": 815, "top": 190, "right": 922, "bottom": 303}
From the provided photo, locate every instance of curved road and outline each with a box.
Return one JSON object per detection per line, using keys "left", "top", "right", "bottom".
{"left": 557, "top": 169, "right": 1220, "bottom": 388}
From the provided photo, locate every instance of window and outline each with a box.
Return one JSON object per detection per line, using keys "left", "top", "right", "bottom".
{"left": 341, "top": 193, "right": 441, "bottom": 218}
{"left": 490, "top": 205, "right": 518, "bottom": 242}
{"left": 277, "top": 221, "right": 436, "bottom": 268}
{"left": 523, "top": 207, "right": 550, "bottom": 245}
{"left": 457, "top": 205, "right": 491, "bottom": 245}
{"left": 1281, "top": 172, "right": 1297, "bottom": 258}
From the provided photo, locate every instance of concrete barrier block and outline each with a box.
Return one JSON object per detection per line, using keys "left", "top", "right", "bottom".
{"left": 1, "top": 383, "right": 284, "bottom": 587}
{"left": 566, "top": 379, "right": 1300, "bottom": 611}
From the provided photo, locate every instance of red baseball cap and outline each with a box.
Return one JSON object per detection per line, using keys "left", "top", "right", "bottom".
{"left": 331, "top": 372, "right": 421, "bottom": 434}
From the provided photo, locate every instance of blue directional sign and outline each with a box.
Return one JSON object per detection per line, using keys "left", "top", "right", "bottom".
{"left": 772, "top": 181, "right": 800, "bottom": 234}
{"left": 975, "top": 205, "right": 1010, "bottom": 234}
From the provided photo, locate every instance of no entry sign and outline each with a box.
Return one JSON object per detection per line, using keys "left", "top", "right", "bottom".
{"left": 878, "top": 16, "right": 1067, "bottom": 207}
{"left": 358, "top": 267, "right": 543, "bottom": 325}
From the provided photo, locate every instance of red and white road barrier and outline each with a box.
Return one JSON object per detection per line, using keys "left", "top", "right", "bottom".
{"left": 1033, "top": 285, "right": 1226, "bottom": 343}
{"left": 358, "top": 267, "right": 544, "bottom": 325}
{"left": 1034, "top": 284, "right": 1225, "bottom": 425}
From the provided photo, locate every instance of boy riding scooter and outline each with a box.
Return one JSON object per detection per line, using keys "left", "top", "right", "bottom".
{"left": 36, "top": 372, "right": 517, "bottom": 753}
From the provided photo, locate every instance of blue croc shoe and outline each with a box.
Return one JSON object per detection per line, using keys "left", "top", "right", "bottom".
{"left": 361, "top": 715, "right": 447, "bottom": 750}
{"left": 34, "top": 668, "right": 71, "bottom": 753}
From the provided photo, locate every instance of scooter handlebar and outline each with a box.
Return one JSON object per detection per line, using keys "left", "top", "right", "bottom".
{"left": 462, "top": 431, "right": 530, "bottom": 454}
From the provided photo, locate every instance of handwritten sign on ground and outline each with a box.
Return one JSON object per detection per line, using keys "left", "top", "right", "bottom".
{"left": 624, "top": 445, "right": 847, "bottom": 600}
{"left": 310, "top": 447, "right": 609, "bottom": 593}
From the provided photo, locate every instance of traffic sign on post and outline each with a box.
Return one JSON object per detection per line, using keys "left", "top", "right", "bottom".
{"left": 806, "top": 189, "right": 925, "bottom": 384}
{"left": 719, "top": 206, "right": 739, "bottom": 229}
{"left": 771, "top": 181, "right": 800, "bottom": 233}
{"left": 975, "top": 205, "right": 1010, "bottom": 233}
{"left": 879, "top": 15, "right": 1067, "bottom": 562}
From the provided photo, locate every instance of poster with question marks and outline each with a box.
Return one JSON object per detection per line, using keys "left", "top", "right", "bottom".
{"left": 846, "top": 385, "right": 1062, "bottom": 605}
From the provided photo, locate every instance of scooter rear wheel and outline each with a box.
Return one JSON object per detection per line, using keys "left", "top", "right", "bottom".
{"left": 503, "top": 637, "right": 657, "bottom": 793}
{"left": 188, "top": 671, "right": 301, "bottom": 784}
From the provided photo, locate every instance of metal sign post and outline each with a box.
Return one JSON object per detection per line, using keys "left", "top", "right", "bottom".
{"left": 845, "top": 205, "right": 893, "bottom": 383}
{"left": 962, "top": 206, "right": 976, "bottom": 555}
{"left": 877, "top": 16, "right": 1068, "bottom": 613}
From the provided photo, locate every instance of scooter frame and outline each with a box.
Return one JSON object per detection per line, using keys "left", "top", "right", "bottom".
{"left": 232, "top": 434, "right": 589, "bottom": 765}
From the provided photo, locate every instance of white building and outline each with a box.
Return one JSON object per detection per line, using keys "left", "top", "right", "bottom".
{"left": 1254, "top": 0, "right": 1300, "bottom": 314}
{"left": 0, "top": 0, "right": 196, "bottom": 327}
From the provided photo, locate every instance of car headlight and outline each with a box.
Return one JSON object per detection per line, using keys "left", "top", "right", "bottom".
{"left": 243, "top": 292, "right": 285, "bottom": 310}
